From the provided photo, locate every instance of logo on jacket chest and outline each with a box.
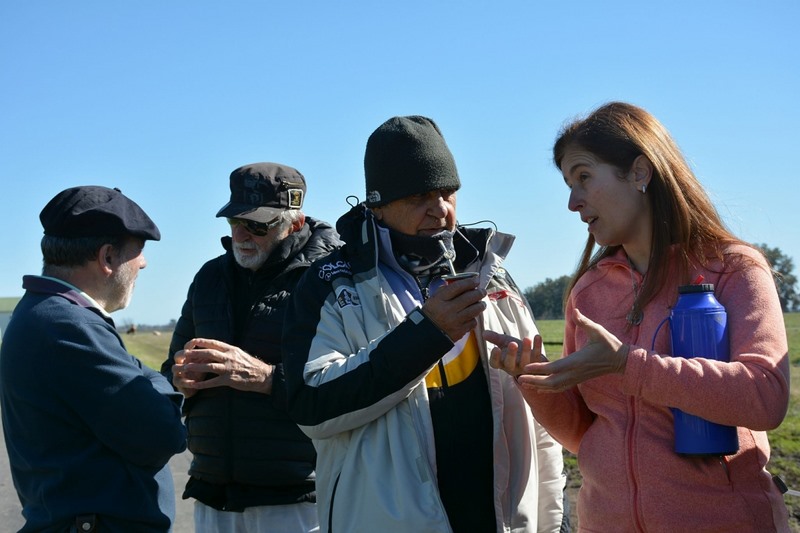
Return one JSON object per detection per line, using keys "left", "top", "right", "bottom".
{"left": 318, "top": 260, "right": 351, "bottom": 281}
{"left": 335, "top": 287, "right": 360, "bottom": 308}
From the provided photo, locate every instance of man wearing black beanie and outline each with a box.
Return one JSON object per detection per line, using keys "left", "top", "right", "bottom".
{"left": 364, "top": 115, "right": 461, "bottom": 208}
{"left": 283, "top": 116, "right": 566, "bottom": 532}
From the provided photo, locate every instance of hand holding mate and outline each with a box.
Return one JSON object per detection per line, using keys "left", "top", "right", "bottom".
{"left": 421, "top": 275, "right": 486, "bottom": 341}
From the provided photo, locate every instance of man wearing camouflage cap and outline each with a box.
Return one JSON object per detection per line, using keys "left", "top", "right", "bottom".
{"left": 0, "top": 185, "right": 187, "bottom": 532}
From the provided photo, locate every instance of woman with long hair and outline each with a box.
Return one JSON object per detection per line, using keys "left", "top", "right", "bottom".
{"left": 486, "top": 102, "right": 790, "bottom": 531}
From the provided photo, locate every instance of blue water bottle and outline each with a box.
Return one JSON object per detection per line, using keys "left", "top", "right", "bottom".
{"left": 669, "top": 283, "right": 739, "bottom": 455}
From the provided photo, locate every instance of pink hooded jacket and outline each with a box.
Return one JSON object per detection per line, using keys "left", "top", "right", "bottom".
{"left": 521, "top": 245, "right": 790, "bottom": 532}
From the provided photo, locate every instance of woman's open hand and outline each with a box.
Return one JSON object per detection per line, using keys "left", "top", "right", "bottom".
{"left": 485, "top": 309, "right": 629, "bottom": 391}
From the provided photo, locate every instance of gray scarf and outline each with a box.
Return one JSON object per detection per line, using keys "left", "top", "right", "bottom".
{"left": 385, "top": 226, "right": 456, "bottom": 278}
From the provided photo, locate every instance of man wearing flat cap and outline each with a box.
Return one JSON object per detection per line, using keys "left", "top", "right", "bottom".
{"left": 161, "top": 162, "right": 341, "bottom": 532}
{"left": 0, "top": 186, "right": 188, "bottom": 532}
{"left": 283, "top": 116, "right": 567, "bottom": 532}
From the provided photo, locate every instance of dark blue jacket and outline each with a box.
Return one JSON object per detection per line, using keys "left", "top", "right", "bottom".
{"left": 0, "top": 276, "right": 187, "bottom": 532}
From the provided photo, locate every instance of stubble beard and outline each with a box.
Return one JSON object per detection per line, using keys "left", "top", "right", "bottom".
{"left": 107, "top": 261, "right": 137, "bottom": 312}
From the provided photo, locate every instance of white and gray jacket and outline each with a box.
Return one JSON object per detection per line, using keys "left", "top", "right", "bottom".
{"left": 282, "top": 204, "right": 565, "bottom": 533}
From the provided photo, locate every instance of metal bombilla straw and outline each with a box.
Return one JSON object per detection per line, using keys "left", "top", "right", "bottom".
{"left": 438, "top": 240, "right": 457, "bottom": 276}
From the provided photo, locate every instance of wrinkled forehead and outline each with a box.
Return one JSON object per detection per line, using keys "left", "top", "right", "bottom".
{"left": 560, "top": 147, "right": 603, "bottom": 175}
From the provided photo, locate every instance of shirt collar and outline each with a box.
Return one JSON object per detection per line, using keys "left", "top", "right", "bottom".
{"left": 22, "top": 275, "right": 112, "bottom": 318}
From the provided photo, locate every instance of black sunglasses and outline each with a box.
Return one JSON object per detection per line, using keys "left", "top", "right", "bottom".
{"left": 227, "top": 216, "right": 282, "bottom": 236}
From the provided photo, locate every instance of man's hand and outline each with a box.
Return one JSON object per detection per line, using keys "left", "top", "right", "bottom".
{"left": 485, "top": 331, "right": 545, "bottom": 378}
{"left": 485, "top": 309, "right": 629, "bottom": 392}
{"left": 421, "top": 275, "right": 486, "bottom": 341}
{"left": 171, "top": 350, "right": 206, "bottom": 398}
{"left": 171, "top": 338, "right": 274, "bottom": 396}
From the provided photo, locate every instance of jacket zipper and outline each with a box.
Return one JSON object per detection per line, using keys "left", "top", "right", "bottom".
{"left": 628, "top": 396, "right": 645, "bottom": 532}
{"left": 328, "top": 472, "right": 341, "bottom": 532}
{"left": 417, "top": 276, "right": 449, "bottom": 388}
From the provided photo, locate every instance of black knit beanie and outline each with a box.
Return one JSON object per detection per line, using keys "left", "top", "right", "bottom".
{"left": 364, "top": 115, "right": 461, "bottom": 207}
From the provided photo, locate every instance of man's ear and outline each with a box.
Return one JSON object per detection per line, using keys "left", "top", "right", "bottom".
{"left": 631, "top": 154, "right": 653, "bottom": 191}
{"left": 289, "top": 212, "right": 306, "bottom": 234}
{"left": 97, "top": 243, "right": 115, "bottom": 275}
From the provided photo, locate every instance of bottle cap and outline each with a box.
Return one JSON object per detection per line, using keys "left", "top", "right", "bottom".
{"left": 678, "top": 283, "right": 715, "bottom": 294}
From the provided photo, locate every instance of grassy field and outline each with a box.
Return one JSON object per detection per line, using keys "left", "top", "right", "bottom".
{"left": 124, "top": 331, "right": 172, "bottom": 370}
{"left": 125, "top": 314, "right": 800, "bottom": 530}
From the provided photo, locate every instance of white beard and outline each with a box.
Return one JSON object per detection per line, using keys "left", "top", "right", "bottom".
{"left": 233, "top": 242, "right": 269, "bottom": 271}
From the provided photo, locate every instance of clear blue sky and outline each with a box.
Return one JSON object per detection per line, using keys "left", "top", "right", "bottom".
{"left": 2, "top": 1, "right": 798, "bottom": 326}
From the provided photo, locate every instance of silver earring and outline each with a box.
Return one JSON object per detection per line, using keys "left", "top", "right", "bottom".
{"left": 641, "top": 184, "right": 647, "bottom": 194}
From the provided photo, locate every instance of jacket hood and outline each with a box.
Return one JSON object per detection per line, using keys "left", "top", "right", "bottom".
{"left": 221, "top": 216, "right": 342, "bottom": 275}
{"left": 336, "top": 202, "right": 511, "bottom": 278}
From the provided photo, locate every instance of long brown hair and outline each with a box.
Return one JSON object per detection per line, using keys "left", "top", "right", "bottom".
{"left": 553, "top": 102, "right": 752, "bottom": 314}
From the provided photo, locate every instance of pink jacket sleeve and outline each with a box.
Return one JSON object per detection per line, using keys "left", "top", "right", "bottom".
{"left": 623, "top": 248, "right": 790, "bottom": 430}
{"left": 516, "top": 308, "right": 595, "bottom": 454}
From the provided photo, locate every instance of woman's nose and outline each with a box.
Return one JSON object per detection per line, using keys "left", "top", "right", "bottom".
{"left": 567, "top": 189, "right": 583, "bottom": 212}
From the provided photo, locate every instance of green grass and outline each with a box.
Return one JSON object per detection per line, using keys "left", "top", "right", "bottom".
{"left": 122, "top": 330, "right": 172, "bottom": 371}
{"left": 0, "top": 297, "right": 21, "bottom": 313}
{"left": 123, "top": 315, "right": 800, "bottom": 529}
{"left": 770, "top": 313, "right": 800, "bottom": 529}
{"left": 536, "top": 319, "right": 566, "bottom": 359}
